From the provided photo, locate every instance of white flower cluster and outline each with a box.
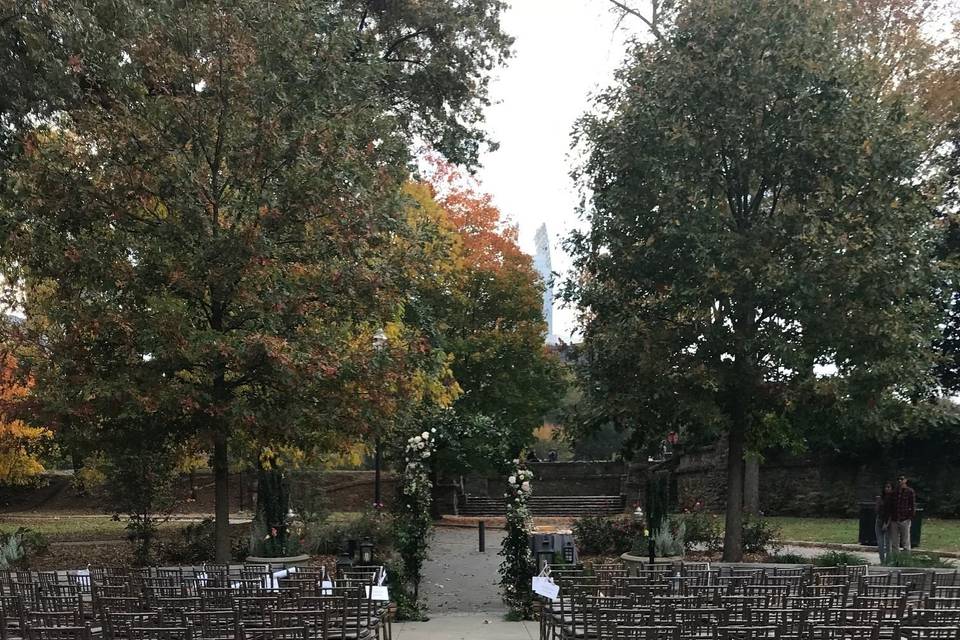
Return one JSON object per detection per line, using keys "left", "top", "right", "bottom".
{"left": 506, "top": 459, "right": 534, "bottom": 498}
{"left": 402, "top": 428, "right": 438, "bottom": 500}
{"left": 405, "top": 428, "right": 437, "bottom": 465}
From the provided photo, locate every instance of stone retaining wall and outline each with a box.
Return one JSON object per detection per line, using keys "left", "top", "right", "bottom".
{"left": 672, "top": 442, "right": 960, "bottom": 518}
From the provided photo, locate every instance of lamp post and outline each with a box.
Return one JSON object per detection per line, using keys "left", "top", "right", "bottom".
{"left": 372, "top": 329, "right": 388, "bottom": 508}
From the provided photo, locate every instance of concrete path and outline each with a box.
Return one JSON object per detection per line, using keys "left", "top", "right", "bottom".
{"left": 419, "top": 526, "right": 507, "bottom": 614}
{"left": 394, "top": 614, "right": 536, "bottom": 639}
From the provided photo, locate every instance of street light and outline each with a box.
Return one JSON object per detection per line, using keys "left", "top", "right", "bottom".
{"left": 372, "top": 328, "right": 388, "bottom": 507}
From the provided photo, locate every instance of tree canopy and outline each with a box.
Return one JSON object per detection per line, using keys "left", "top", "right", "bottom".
{"left": 400, "top": 165, "right": 564, "bottom": 472}
{"left": 0, "top": 0, "right": 511, "bottom": 560}
{"left": 566, "top": 0, "right": 954, "bottom": 559}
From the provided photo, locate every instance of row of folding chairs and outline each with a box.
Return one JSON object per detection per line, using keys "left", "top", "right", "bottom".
{"left": 4, "top": 598, "right": 389, "bottom": 640}
{"left": 538, "top": 562, "right": 960, "bottom": 640}
{"left": 605, "top": 625, "right": 960, "bottom": 640}
{"left": 17, "top": 622, "right": 366, "bottom": 640}
{"left": 565, "top": 562, "right": 958, "bottom": 602}
{"left": 542, "top": 594, "right": 960, "bottom": 638}
{"left": 0, "top": 565, "right": 391, "bottom": 640}
{"left": 1, "top": 566, "right": 343, "bottom": 597}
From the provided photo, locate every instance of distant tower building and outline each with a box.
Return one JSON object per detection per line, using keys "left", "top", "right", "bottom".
{"left": 533, "top": 224, "right": 557, "bottom": 344}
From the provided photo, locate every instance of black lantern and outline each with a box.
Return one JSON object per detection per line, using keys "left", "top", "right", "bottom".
{"left": 359, "top": 538, "right": 374, "bottom": 564}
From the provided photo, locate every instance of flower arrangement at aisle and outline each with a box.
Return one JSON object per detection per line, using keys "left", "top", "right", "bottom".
{"left": 499, "top": 457, "right": 536, "bottom": 619}
{"left": 392, "top": 428, "right": 437, "bottom": 620}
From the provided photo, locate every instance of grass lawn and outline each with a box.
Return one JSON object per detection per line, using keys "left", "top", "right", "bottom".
{"left": 770, "top": 516, "right": 960, "bottom": 553}
{"left": 0, "top": 516, "right": 186, "bottom": 542}
{"left": 0, "top": 512, "right": 356, "bottom": 544}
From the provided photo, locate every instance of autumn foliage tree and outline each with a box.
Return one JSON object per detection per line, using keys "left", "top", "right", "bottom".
{"left": 404, "top": 162, "right": 564, "bottom": 464}
{"left": 0, "top": 0, "right": 510, "bottom": 560}
{"left": 0, "top": 352, "right": 49, "bottom": 486}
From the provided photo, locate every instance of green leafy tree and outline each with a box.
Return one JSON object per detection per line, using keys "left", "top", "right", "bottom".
{"left": 935, "top": 34, "right": 960, "bottom": 392}
{"left": 422, "top": 164, "right": 565, "bottom": 459}
{"left": 393, "top": 175, "right": 564, "bottom": 475}
{"left": 566, "top": 0, "right": 949, "bottom": 560}
{"left": 101, "top": 427, "right": 179, "bottom": 566}
{"left": 0, "top": 0, "right": 510, "bottom": 561}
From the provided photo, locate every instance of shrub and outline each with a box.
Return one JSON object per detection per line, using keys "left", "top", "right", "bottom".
{"left": 884, "top": 551, "right": 954, "bottom": 568}
{"left": 0, "top": 528, "right": 48, "bottom": 569}
{"left": 677, "top": 511, "right": 723, "bottom": 552}
{"left": 766, "top": 552, "right": 808, "bottom": 564}
{"left": 385, "top": 559, "right": 424, "bottom": 621}
{"left": 307, "top": 511, "right": 394, "bottom": 556}
{"left": 0, "top": 532, "right": 23, "bottom": 570}
{"left": 160, "top": 518, "right": 246, "bottom": 564}
{"left": 641, "top": 520, "right": 684, "bottom": 557}
{"left": 812, "top": 550, "right": 869, "bottom": 567}
{"left": 573, "top": 515, "right": 645, "bottom": 556}
{"left": 742, "top": 516, "right": 783, "bottom": 554}
{"left": 249, "top": 517, "right": 305, "bottom": 558}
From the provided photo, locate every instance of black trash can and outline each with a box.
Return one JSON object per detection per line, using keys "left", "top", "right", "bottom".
{"left": 912, "top": 508, "right": 924, "bottom": 548}
{"left": 858, "top": 501, "right": 878, "bottom": 546}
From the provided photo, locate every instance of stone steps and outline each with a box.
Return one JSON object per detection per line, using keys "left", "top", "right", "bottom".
{"left": 457, "top": 494, "right": 625, "bottom": 517}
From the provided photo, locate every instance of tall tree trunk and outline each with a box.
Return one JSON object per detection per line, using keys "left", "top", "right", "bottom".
{"left": 743, "top": 454, "right": 760, "bottom": 516}
{"left": 722, "top": 426, "right": 746, "bottom": 561}
{"left": 724, "top": 290, "right": 756, "bottom": 561}
{"left": 213, "top": 429, "right": 231, "bottom": 562}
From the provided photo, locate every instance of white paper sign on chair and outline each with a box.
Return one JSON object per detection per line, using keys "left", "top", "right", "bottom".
{"left": 532, "top": 576, "right": 560, "bottom": 600}
{"left": 366, "top": 586, "right": 390, "bottom": 601}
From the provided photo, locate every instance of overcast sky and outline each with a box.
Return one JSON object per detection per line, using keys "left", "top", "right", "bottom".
{"left": 476, "top": 1, "right": 636, "bottom": 343}
{"left": 475, "top": 2, "right": 957, "bottom": 344}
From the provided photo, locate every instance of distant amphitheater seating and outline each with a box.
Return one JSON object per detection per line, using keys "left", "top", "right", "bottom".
{"left": 458, "top": 494, "right": 625, "bottom": 517}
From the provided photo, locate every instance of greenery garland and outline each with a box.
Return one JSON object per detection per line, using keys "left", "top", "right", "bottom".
{"left": 499, "top": 458, "right": 536, "bottom": 619}
{"left": 392, "top": 429, "right": 436, "bottom": 620}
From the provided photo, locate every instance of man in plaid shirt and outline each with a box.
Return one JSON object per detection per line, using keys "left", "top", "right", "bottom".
{"left": 889, "top": 474, "right": 916, "bottom": 553}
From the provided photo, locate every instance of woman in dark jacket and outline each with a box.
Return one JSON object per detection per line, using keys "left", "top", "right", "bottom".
{"left": 876, "top": 481, "right": 895, "bottom": 563}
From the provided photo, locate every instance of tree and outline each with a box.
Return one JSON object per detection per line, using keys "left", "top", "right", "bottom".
{"left": 566, "top": 0, "right": 950, "bottom": 560}
{"left": 0, "top": 352, "right": 49, "bottom": 486}
{"left": 101, "top": 426, "right": 179, "bottom": 565}
{"left": 934, "top": 25, "right": 960, "bottom": 392}
{"left": 425, "top": 163, "right": 566, "bottom": 458}
{"left": 0, "top": 0, "right": 510, "bottom": 561}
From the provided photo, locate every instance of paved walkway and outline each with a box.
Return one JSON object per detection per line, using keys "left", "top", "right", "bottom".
{"left": 395, "top": 614, "right": 536, "bottom": 639}
{"left": 419, "top": 526, "right": 507, "bottom": 614}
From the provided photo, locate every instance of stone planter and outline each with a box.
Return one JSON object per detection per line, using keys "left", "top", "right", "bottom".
{"left": 245, "top": 553, "right": 312, "bottom": 568}
{"left": 620, "top": 552, "right": 683, "bottom": 571}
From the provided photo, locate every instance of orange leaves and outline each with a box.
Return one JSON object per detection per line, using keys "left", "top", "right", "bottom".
{"left": 427, "top": 158, "right": 527, "bottom": 273}
{"left": 0, "top": 355, "right": 50, "bottom": 485}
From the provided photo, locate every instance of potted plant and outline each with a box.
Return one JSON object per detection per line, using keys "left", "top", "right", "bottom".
{"left": 620, "top": 519, "right": 685, "bottom": 569}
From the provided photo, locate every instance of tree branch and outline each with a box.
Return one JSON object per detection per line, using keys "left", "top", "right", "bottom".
{"left": 383, "top": 27, "right": 431, "bottom": 60}
{"left": 607, "top": 0, "right": 665, "bottom": 42}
